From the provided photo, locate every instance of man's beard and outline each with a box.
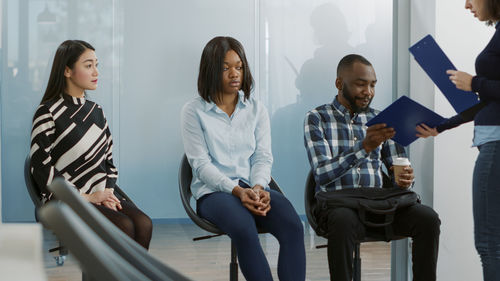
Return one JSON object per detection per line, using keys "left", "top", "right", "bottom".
{"left": 342, "top": 84, "right": 371, "bottom": 113}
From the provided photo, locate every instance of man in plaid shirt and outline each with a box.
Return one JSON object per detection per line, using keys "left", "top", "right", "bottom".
{"left": 303, "top": 54, "right": 440, "bottom": 281}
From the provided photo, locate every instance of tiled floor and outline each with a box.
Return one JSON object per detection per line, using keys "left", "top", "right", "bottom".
{"left": 43, "top": 222, "right": 391, "bottom": 281}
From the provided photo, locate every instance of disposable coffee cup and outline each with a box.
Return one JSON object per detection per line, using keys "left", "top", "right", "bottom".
{"left": 393, "top": 157, "right": 411, "bottom": 183}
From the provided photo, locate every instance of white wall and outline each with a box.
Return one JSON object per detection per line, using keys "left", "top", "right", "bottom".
{"left": 410, "top": 0, "right": 495, "bottom": 280}
{"left": 0, "top": 0, "right": 3, "bottom": 222}
{"left": 434, "top": 1, "right": 493, "bottom": 279}
{"left": 0, "top": 112, "right": 2, "bottom": 222}
{"left": 406, "top": 2, "right": 438, "bottom": 280}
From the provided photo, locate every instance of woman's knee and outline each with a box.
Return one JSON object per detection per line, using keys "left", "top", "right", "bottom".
{"left": 269, "top": 192, "right": 303, "bottom": 230}
{"left": 269, "top": 214, "right": 304, "bottom": 244}
{"left": 475, "top": 228, "right": 500, "bottom": 258}
{"left": 135, "top": 213, "right": 153, "bottom": 234}
{"left": 290, "top": 216, "right": 304, "bottom": 234}
{"left": 115, "top": 216, "right": 135, "bottom": 237}
{"left": 281, "top": 213, "right": 304, "bottom": 239}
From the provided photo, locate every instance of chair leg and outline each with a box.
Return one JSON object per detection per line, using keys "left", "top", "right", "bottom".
{"left": 59, "top": 243, "right": 68, "bottom": 255}
{"left": 49, "top": 243, "right": 68, "bottom": 266}
{"left": 353, "top": 243, "right": 361, "bottom": 281}
{"left": 82, "top": 272, "right": 96, "bottom": 281}
{"left": 230, "top": 241, "right": 238, "bottom": 281}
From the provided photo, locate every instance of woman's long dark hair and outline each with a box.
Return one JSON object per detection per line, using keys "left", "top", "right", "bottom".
{"left": 197, "top": 36, "right": 254, "bottom": 103}
{"left": 40, "top": 40, "right": 95, "bottom": 104}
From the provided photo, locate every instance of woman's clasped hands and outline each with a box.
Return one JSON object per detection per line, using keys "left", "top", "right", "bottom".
{"left": 233, "top": 185, "right": 271, "bottom": 216}
{"left": 83, "top": 188, "right": 122, "bottom": 211}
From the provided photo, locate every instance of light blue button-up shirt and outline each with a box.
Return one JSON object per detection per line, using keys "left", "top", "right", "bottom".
{"left": 181, "top": 92, "right": 273, "bottom": 200}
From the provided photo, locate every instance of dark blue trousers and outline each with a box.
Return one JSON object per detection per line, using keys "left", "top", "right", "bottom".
{"left": 473, "top": 140, "right": 500, "bottom": 281}
{"left": 197, "top": 188, "right": 305, "bottom": 281}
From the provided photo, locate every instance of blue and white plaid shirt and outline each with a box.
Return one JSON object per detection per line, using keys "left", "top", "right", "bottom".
{"left": 304, "top": 96, "right": 407, "bottom": 192}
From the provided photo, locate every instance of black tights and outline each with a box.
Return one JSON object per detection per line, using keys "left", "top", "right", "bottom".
{"left": 93, "top": 200, "right": 153, "bottom": 249}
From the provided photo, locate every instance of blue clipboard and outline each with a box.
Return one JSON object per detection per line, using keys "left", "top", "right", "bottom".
{"left": 409, "top": 34, "right": 480, "bottom": 114}
{"left": 366, "top": 96, "right": 445, "bottom": 146}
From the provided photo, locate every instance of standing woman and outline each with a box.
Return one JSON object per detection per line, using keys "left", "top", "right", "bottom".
{"left": 181, "top": 36, "right": 306, "bottom": 281}
{"left": 416, "top": 1, "right": 500, "bottom": 280}
{"left": 30, "top": 40, "right": 152, "bottom": 249}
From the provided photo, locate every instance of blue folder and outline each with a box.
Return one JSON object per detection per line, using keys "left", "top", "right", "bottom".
{"left": 366, "top": 96, "right": 445, "bottom": 146}
{"left": 409, "top": 34, "right": 480, "bottom": 114}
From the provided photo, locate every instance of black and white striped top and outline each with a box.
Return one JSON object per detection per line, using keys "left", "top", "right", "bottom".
{"left": 30, "top": 94, "right": 118, "bottom": 200}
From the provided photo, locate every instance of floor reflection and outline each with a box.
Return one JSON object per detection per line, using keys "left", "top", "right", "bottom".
{"left": 43, "top": 221, "right": 391, "bottom": 281}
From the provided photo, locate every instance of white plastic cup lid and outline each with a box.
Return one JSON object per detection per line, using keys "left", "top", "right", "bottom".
{"left": 393, "top": 157, "right": 411, "bottom": 166}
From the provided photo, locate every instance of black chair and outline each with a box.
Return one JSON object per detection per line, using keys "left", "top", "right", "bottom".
{"left": 24, "top": 155, "right": 67, "bottom": 265}
{"left": 24, "top": 155, "right": 135, "bottom": 266}
{"left": 178, "top": 154, "right": 283, "bottom": 281}
{"left": 304, "top": 170, "right": 406, "bottom": 281}
{"left": 47, "top": 178, "right": 192, "bottom": 281}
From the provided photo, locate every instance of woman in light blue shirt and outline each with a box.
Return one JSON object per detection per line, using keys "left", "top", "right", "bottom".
{"left": 181, "top": 36, "right": 305, "bottom": 281}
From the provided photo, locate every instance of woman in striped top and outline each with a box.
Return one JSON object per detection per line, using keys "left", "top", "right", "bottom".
{"left": 30, "top": 40, "right": 152, "bottom": 249}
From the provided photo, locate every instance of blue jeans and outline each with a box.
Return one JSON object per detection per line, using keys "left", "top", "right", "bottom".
{"left": 473, "top": 140, "right": 500, "bottom": 281}
{"left": 197, "top": 186, "right": 305, "bottom": 281}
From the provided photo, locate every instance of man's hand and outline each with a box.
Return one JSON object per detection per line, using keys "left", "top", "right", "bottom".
{"left": 232, "top": 186, "right": 268, "bottom": 216}
{"left": 362, "top": 123, "right": 395, "bottom": 152}
{"left": 391, "top": 166, "right": 415, "bottom": 189}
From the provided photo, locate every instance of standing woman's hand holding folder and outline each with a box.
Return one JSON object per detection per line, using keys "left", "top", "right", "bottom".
{"left": 414, "top": 67, "right": 476, "bottom": 139}
{"left": 415, "top": 123, "right": 439, "bottom": 138}
{"left": 409, "top": 34, "right": 480, "bottom": 114}
{"left": 447, "top": 70, "right": 474, "bottom": 92}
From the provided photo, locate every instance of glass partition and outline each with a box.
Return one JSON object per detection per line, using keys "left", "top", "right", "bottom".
{"left": 1, "top": 0, "right": 392, "bottom": 221}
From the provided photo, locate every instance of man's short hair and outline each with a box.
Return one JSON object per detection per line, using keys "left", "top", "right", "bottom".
{"left": 336, "top": 54, "right": 372, "bottom": 78}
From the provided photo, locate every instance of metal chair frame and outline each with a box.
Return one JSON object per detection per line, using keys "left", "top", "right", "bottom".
{"left": 39, "top": 201, "right": 151, "bottom": 281}
{"left": 24, "top": 155, "right": 67, "bottom": 265}
{"left": 47, "top": 178, "right": 191, "bottom": 281}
